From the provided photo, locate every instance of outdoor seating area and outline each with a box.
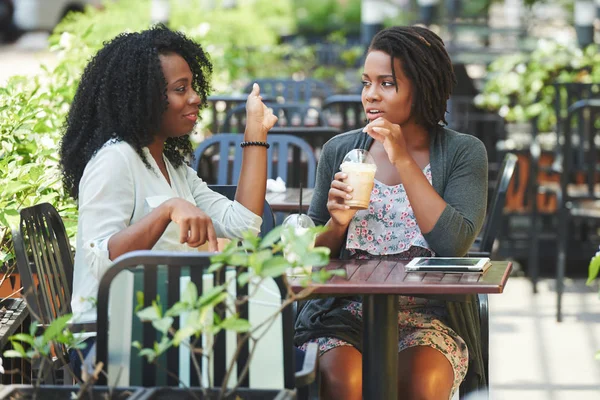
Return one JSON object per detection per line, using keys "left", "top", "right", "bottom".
{"left": 1, "top": 1, "right": 600, "bottom": 400}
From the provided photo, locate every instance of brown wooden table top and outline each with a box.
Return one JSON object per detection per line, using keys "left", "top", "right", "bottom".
{"left": 266, "top": 188, "right": 313, "bottom": 213}
{"left": 289, "top": 259, "right": 512, "bottom": 295}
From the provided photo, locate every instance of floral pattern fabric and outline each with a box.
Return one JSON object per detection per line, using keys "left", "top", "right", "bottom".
{"left": 346, "top": 164, "right": 434, "bottom": 255}
{"left": 299, "top": 165, "right": 469, "bottom": 398}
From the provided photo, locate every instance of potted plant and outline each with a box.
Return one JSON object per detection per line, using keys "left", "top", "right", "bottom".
{"left": 475, "top": 39, "right": 600, "bottom": 135}
{"left": 1, "top": 314, "right": 144, "bottom": 399}
{"left": 129, "top": 225, "right": 342, "bottom": 399}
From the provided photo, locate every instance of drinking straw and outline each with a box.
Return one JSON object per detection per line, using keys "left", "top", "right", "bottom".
{"left": 299, "top": 181, "right": 303, "bottom": 216}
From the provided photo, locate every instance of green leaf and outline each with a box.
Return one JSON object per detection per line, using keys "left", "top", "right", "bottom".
{"left": 237, "top": 271, "right": 251, "bottom": 287}
{"left": 165, "top": 301, "right": 192, "bottom": 318}
{"left": 29, "top": 321, "right": 39, "bottom": 337}
{"left": 182, "top": 281, "right": 198, "bottom": 305}
{"left": 135, "top": 291, "right": 144, "bottom": 313}
{"left": 259, "top": 225, "right": 284, "bottom": 249}
{"left": 152, "top": 317, "right": 174, "bottom": 334}
{"left": 137, "top": 305, "right": 161, "bottom": 322}
{"left": 197, "top": 285, "right": 227, "bottom": 308}
{"left": 587, "top": 255, "right": 600, "bottom": 285}
{"left": 9, "top": 333, "right": 35, "bottom": 346}
{"left": 173, "top": 326, "right": 198, "bottom": 346}
{"left": 9, "top": 341, "right": 26, "bottom": 357}
{"left": 227, "top": 252, "right": 248, "bottom": 266}
{"left": 207, "top": 262, "right": 224, "bottom": 273}
{"left": 220, "top": 317, "right": 251, "bottom": 332}
{"left": 261, "top": 256, "right": 290, "bottom": 278}
{"left": 3, "top": 350, "right": 24, "bottom": 358}
{"left": 42, "top": 314, "right": 72, "bottom": 344}
{"left": 138, "top": 348, "right": 157, "bottom": 363}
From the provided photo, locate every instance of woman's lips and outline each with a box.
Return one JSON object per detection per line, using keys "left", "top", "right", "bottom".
{"left": 366, "top": 110, "right": 383, "bottom": 121}
{"left": 184, "top": 114, "right": 197, "bottom": 122}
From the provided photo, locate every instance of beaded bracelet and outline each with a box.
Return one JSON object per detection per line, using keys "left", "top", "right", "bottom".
{"left": 240, "top": 141, "right": 270, "bottom": 149}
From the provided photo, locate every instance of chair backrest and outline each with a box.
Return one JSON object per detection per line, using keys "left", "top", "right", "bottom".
{"left": 208, "top": 184, "right": 275, "bottom": 237}
{"left": 447, "top": 95, "right": 506, "bottom": 170}
{"left": 12, "top": 203, "right": 74, "bottom": 323}
{"left": 221, "top": 102, "right": 326, "bottom": 133}
{"left": 95, "top": 251, "right": 296, "bottom": 390}
{"left": 322, "top": 94, "right": 365, "bottom": 132}
{"left": 560, "top": 99, "right": 600, "bottom": 203}
{"left": 478, "top": 153, "right": 518, "bottom": 253}
{"left": 193, "top": 134, "right": 317, "bottom": 188}
{"left": 268, "top": 126, "right": 341, "bottom": 155}
{"left": 243, "top": 78, "right": 333, "bottom": 104}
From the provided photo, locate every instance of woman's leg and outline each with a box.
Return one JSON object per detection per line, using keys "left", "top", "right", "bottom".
{"left": 397, "top": 346, "right": 454, "bottom": 400}
{"left": 319, "top": 346, "right": 363, "bottom": 400}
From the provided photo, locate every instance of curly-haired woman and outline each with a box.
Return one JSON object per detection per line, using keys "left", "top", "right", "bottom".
{"left": 60, "top": 25, "right": 277, "bottom": 374}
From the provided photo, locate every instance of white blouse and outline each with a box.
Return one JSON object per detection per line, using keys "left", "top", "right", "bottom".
{"left": 71, "top": 140, "right": 262, "bottom": 322}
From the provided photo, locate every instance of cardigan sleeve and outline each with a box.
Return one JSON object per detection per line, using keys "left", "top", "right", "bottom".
{"left": 423, "top": 135, "right": 488, "bottom": 256}
{"left": 308, "top": 140, "right": 337, "bottom": 227}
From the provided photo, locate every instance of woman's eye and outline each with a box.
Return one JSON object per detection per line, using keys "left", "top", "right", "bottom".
{"left": 361, "top": 81, "right": 371, "bottom": 87}
{"left": 382, "top": 81, "right": 395, "bottom": 87}
{"left": 175, "top": 86, "right": 186, "bottom": 92}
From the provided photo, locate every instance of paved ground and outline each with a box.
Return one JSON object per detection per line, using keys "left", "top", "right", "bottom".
{"left": 489, "top": 275, "right": 600, "bottom": 400}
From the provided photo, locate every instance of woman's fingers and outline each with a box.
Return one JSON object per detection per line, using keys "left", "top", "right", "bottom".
{"left": 206, "top": 221, "right": 218, "bottom": 252}
{"left": 179, "top": 220, "right": 190, "bottom": 244}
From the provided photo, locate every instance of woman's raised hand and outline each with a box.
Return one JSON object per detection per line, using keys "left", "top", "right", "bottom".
{"left": 364, "top": 117, "right": 408, "bottom": 165}
{"left": 245, "top": 83, "right": 278, "bottom": 140}
{"left": 327, "top": 171, "right": 359, "bottom": 228}
{"left": 165, "top": 198, "right": 218, "bottom": 251}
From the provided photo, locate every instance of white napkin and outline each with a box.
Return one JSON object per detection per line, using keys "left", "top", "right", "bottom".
{"left": 266, "top": 177, "right": 287, "bottom": 193}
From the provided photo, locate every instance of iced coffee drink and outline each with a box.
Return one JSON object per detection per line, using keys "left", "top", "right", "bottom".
{"left": 340, "top": 149, "right": 377, "bottom": 210}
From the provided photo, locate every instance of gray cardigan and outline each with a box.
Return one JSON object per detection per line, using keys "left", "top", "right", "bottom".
{"left": 308, "top": 125, "right": 488, "bottom": 257}
{"left": 295, "top": 125, "right": 489, "bottom": 392}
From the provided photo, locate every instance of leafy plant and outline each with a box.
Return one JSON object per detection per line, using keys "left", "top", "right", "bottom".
{"left": 133, "top": 225, "right": 343, "bottom": 398}
{"left": 475, "top": 40, "right": 600, "bottom": 132}
{"left": 2, "top": 314, "right": 96, "bottom": 394}
{"left": 587, "top": 248, "right": 600, "bottom": 361}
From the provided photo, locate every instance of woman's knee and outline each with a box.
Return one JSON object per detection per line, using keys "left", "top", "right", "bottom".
{"left": 319, "top": 346, "right": 363, "bottom": 400}
{"left": 397, "top": 346, "right": 454, "bottom": 400}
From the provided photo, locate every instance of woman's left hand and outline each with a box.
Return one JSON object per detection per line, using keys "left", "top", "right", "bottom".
{"left": 245, "top": 83, "right": 278, "bottom": 140}
{"left": 363, "top": 117, "right": 408, "bottom": 165}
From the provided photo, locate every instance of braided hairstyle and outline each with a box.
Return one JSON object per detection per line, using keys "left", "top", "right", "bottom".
{"left": 368, "top": 26, "right": 456, "bottom": 128}
{"left": 60, "top": 24, "right": 212, "bottom": 199}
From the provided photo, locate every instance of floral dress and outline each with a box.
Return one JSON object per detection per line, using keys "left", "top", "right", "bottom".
{"left": 299, "top": 165, "right": 469, "bottom": 397}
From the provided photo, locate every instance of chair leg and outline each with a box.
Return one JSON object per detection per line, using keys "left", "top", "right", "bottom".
{"left": 556, "top": 209, "right": 568, "bottom": 323}
{"left": 528, "top": 205, "right": 540, "bottom": 294}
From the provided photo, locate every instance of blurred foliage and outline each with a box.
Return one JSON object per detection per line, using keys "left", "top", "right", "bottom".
{"left": 294, "top": 0, "right": 361, "bottom": 36}
{"left": 475, "top": 40, "right": 600, "bottom": 132}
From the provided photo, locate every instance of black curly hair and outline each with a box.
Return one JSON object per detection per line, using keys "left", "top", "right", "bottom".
{"left": 60, "top": 24, "right": 212, "bottom": 199}
{"left": 368, "top": 26, "right": 456, "bottom": 129}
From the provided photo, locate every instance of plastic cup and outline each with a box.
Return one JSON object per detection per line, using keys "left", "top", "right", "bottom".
{"left": 340, "top": 149, "right": 377, "bottom": 210}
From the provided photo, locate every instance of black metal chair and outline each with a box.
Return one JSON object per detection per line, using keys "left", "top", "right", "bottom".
{"left": 470, "top": 153, "right": 519, "bottom": 257}
{"left": 12, "top": 203, "right": 95, "bottom": 383}
{"left": 221, "top": 102, "right": 326, "bottom": 134}
{"left": 94, "top": 251, "right": 318, "bottom": 398}
{"left": 268, "top": 127, "right": 341, "bottom": 155}
{"left": 552, "top": 99, "right": 600, "bottom": 322}
{"left": 193, "top": 133, "right": 317, "bottom": 189}
{"left": 527, "top": 83, "right": 600, "bottom": 293}
{"left": 459, "top": 153, "right": 517, "bottom": 398}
